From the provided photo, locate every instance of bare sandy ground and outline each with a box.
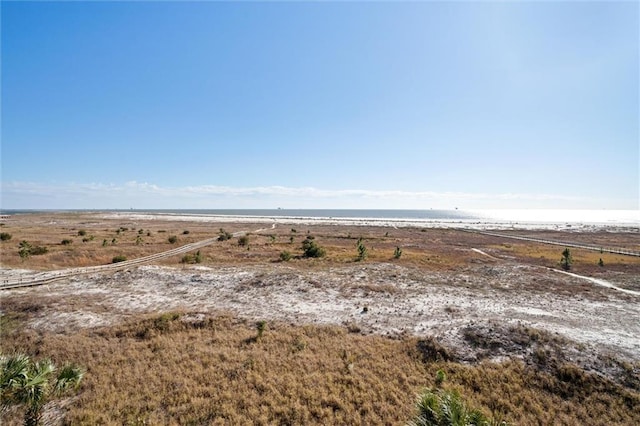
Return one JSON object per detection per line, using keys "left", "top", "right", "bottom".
{"left": 4, "top": 260, "right": 638, "bottom": 365}
{"left": 2, "top": 212, "right": 639, "bottom": 389}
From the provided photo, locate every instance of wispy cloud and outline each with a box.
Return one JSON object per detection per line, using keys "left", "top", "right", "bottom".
{"left": 0, "top": 180, "right": 615, "bottom": 210}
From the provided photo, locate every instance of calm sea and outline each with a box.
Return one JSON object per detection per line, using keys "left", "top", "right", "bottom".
{"left": 0, "top": 209, "right": 477, "bottom": 220}
{"left": 1, "top": 209, "right": 637, "bottom": 225}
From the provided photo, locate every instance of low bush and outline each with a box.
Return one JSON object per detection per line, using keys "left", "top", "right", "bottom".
{"left": 112, "top": 255, "right": 127, "bottom": 263}
{"left": 356, "top": 237, "right": 368, "bottom": 261}
{"left": 0, "top": 232, "right": 12, "bottom": 241}
{"left": 168, "top": 236, "right": 178, "bottom": 244}
{"left": 394, "top": 246, "right": 403, "bottom": 259}
{"left": 279, "top": 251, "right": 292, "bottom": 261}
{"left": 30, "top": 246, "right": 48, "bottom": 255}
{"left": 183, "top": 230, "right": 190, "bottom": 235}
{"left": 181, "top": 251, "right": 202, "bottom": 264}
{"left": 238, "top": 235, "right": 249, "bottom": 247}
{"left": 302, "top": 236, "right": 326, "bottom": 258}
{"left": 218, "top": 229, "right": 233, "bottom": 241}
{"left": 78, "top": 230, "right": 87, "bottom": 236}
{"left": 409, "top": 387, "right": 503, "bottom": 426}
{"left": 18, "top": 241, "right": 32, "bottom": 259}
{"left": 61, "top": 239, "right": 73, "bottom": 245}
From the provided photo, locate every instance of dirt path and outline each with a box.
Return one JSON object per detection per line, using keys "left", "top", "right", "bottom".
{"left": 468, "top": 229, "right": 640, "bottom": 257}
{"left": 470, "top": 247, "right": 639, "bottom": 296}
{"left": 553, "top": 269, "right": 640, "bottom": 296}
{"left": 470, "top": 248, "right": 500, "bottom": 260}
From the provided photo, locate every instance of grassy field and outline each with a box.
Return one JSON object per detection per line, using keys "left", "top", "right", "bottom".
{"left": 1, "top": 213, "right": 640, "bottom": 424}
{"left": 1, "top": 214, "right": 639, "bottom": 274}
{"left": 2, "top": 311, "right": 639, "bottom": 425}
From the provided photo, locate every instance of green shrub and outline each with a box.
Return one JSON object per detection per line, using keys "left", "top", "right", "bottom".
{"left": 560, "top": 248, "right": 572, "bottom": 271}
{"left": 61, "top": 239, "right": 73, "bottom": 245}
{"left": 0, "top": 353, "right": 84, "bottom": 426}
{"left": 302, "top": 236, "right": 326, "bottom": 258}
{"left": 409, "top": 384, "right": 505, "bottom": 426}
{"left": 168, "top": 236, "right": 178, "bottom": 244}
{"left": 256, "top": 320, "right": 267, "bottom": 338}
{"left": 78, "top": 230, "right": 87, "bottom": 236}
{"left": 356, "top": 237, "right": 368, "bottom": 261}
{"left": 18, "top": 241, "right": 32, "bottom": 259}
{"left": 218, "top": 229, "right": 233, "bottom": 241}
{"left": 279, "top": 251, "right": 292, "bottom": 261}
{"left": 1, "top": 232, "right": 12, "bottom": 241}
{"left": 112, "top": 255, "right": 127, "bottom": 263}
{"left": 30, "top": 246, "right": 48, "bottom": 255}
{"left": 238, "top": 235, "right": 249, "bottom": 247}
{"left": 393, "top": 246, "right": 403, "bottom": 259}
{"left": 181, "top": 250, "right": 203, "bottom": 264}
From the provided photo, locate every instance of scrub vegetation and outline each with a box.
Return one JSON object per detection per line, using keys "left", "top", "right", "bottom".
{"left": 1, "top": 213, "right": 640, "bottom": 424}
{"left": 1, "top": 312, "right": 638, "bottom": 425}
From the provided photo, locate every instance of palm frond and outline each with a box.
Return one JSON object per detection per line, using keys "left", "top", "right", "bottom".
{"left": 408, "top": 387, "right": 504, "bottom": 426}
{"left": 0, "top": 354, "right": 31, "bottom": 408}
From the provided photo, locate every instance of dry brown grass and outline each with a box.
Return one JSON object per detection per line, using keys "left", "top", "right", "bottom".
{"left": 2, "top": 214, "right": 640, "bottom": 424}
{"left": 1, "top": 311, "right": 639, "bottom": 425}
{"left": 487, "top": 241, "right": 640, "bottom": 274}
{"left": 0, "top": 216, "right": 486, "bottom": 272}
{"left": 3, "top": 214, "right": 639, "bottom": 277}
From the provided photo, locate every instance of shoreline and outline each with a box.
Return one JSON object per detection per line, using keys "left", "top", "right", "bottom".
{"left": 99, "top": 211, "right": 639, "bottom": 232}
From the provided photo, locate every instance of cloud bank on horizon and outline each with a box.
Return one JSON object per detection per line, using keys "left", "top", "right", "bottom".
{"left": 1, "top": 181, "right": 629, "bottom": 211}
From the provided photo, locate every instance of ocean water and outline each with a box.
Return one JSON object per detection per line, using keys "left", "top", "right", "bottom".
{"left": 2, "top": 209, "right": 637, "bottom": 225}
{"left": 129, "top": 209, "right": 480, "bottom": 220}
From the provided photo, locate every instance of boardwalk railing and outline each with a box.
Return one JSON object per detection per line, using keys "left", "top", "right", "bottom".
{"left": 0, "top": 233, "right": 245, "bottom": 290}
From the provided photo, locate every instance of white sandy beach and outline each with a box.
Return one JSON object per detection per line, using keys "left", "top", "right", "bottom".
{"left": 99, "top": 209, "right": 639, "bottom": 232}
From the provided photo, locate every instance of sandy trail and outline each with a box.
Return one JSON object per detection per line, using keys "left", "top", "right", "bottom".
{"left": 466, "top": 248, "right": 639, "bottom": 296}
{"left": 553, "top": 269, "right": 640, "bottom": 296}
{"left": 470, "top": 248, "right": 500, "bottom": 260}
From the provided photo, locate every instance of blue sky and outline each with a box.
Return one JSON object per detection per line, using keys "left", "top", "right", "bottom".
{"left": 1, "top": 1, "right": 638, "bottom": 210}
